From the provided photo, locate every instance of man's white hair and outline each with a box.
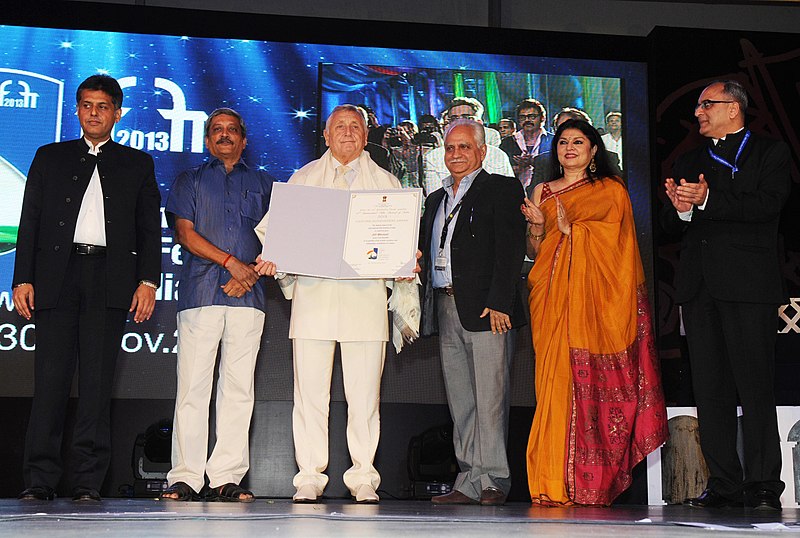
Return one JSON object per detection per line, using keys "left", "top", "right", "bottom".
{"left": 325, "top": 104, "right": 368, "bottom": 132}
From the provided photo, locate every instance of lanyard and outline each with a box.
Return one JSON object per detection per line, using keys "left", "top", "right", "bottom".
{"left": 708, "top": 130, "right": 750, "bottom": 178}
{"left": 438, "top": 193, "right": 463, "bottom": 250}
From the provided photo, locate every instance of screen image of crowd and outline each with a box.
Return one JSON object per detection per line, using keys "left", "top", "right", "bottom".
{"left": 319, "top": 64, "right": 624, "bottom": 197}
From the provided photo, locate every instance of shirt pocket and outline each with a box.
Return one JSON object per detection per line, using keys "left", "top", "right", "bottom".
{"left": 240, "top": 192, "right": 266, "bottom": 223}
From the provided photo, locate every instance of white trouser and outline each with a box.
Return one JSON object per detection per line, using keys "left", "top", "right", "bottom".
{"left": 167, "top": 305, "right": 265, "bottom": 493}
{"left": 292, "top": 338, "right": 386, "bottom": 495}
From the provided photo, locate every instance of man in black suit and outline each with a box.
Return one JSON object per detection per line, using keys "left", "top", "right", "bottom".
{"left": 12, "top": 75, "right": 161, "bottom": 502}
{"left": 420, "top": 119, "right": 526, "bottom": 506}
{"left": 662, "top": 79, "right": 790, "bottom": 511}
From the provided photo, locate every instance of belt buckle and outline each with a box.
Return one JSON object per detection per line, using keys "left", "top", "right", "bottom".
{"left": 75, "top": 243, "right": 104, "bottom": 255}
{"left": 442, "top": 286, "right": 454, "bottom": 297}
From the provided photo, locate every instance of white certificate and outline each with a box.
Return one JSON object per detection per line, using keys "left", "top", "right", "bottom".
{"left": 261, "top": 183, "right": 422, "bottom": 279}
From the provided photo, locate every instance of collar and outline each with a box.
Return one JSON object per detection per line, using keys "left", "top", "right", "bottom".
{"left": 84, "top": 137, "right": 110, "bottom": 155}
{"left": 209, "top": 156, "right": 249, "bottom": 170}
{"left": 712, "top": 126, "right": 745, "bottom": 146}
{"left": 443, "top": 167, "right": 482, "bottom": 191}
{"left": 514, "top": 129, "right": 549, "bottom": 152}
{"left": 332, "top": 154, "right": 362, "bottom": 175}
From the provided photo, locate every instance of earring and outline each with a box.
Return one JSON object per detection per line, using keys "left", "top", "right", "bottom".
{"left": 589, "top": 157, "right": 597, "bottom": 173}
{"left": 559, "top": 164, "right": 563, "bottom": 176}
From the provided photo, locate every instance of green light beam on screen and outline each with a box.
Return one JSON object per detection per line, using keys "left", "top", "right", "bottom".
{"left": 484, "top": 72, "right": 501, "bottom": 124}
{"left": 453, "top": 72, "right": 464, "bottom": 98}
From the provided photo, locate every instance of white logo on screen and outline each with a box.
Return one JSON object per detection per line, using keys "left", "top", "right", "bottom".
{"left": 0, "top": 80, "right": 40, "bottom": 109}
{"left": 116, "top": 76, "right": 207, "bottom": 153}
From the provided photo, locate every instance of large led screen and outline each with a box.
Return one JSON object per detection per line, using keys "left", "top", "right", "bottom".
{"left": 0, "top": 23, "right": 651, "bottom": 405}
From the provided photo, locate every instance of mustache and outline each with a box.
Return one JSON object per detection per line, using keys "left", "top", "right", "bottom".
{"left": 216, "top": 137, "right": 233, "bottom": 145}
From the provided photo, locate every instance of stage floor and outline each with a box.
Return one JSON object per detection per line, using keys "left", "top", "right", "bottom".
{"left": 0, "top": 498, "right": 797, "bottom": 537}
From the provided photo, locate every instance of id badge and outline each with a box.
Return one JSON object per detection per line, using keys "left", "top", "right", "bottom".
{"left": 434, "top": 249, "right": 447, "bottom": 271}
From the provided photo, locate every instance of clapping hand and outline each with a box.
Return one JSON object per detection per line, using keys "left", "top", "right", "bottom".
{"left": 665, "top": 177, "right": 692, "bottom": 212}
{"left": 521, "top": 198, "right": 545, "bottom": 229}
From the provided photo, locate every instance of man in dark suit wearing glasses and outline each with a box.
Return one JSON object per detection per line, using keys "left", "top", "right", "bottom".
{"left": 662, "top": 79, "right": 790, "bottom": 512}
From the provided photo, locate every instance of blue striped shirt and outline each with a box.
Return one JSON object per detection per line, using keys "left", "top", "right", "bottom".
{"left": 166, "top": 157, "right": 274, "bottom": 312}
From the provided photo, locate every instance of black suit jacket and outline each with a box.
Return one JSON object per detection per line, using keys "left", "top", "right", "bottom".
{"left": 660, "top": 131, "right": 790, "bottom": 304}
{"left": 420, "top": 170, "right": 526, "bottom": 336}
{"left": 13, "top": 139, "right": 161, "bottom": 310}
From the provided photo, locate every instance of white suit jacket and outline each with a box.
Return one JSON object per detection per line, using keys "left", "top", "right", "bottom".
{"left": 256, "top": 149, "right": 401, "bottom": 342}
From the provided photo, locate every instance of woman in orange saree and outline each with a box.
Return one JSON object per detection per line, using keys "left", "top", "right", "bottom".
{"left": 521, "top": 119, "right": 668, "bottom": 506}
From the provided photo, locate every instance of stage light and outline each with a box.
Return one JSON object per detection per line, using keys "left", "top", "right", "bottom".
{"left": 132, "top": 419, "right": 172, "bottom": 497}
{"left": 407, "top": 424, "right": 458, "bottom": 499}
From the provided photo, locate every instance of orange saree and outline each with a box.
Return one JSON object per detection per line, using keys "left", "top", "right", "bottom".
{"left": 526, "top": 178, "right": 668, "bottom": 506}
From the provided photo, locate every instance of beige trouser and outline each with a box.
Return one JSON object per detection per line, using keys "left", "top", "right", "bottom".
{"left": 291, "top": 338, "right": 385, "bottom": 495}
{"left": 167, "top": 306, "right": 265, "bottom": 493}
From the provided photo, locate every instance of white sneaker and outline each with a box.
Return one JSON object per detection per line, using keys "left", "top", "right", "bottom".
{"left": 293, "top": 484, "right": 321, "bottom": 503}
{"left": 354, "top": 484, "right": 379, "bottom": 504}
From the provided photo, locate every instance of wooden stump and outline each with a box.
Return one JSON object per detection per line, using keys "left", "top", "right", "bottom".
{"left": 661, "top": 415, "right": 709, "bottom": 504}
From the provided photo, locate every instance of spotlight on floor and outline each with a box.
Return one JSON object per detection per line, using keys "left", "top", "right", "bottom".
{"left": 132, "top": 418, "right": 172, "bottom": 497}
{"left": 407, "top": 424, "right": 458, "bottom": 499}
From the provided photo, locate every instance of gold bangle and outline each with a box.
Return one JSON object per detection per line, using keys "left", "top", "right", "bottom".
{"left": 527, "top": 230, "right": 545, "bottom": 240}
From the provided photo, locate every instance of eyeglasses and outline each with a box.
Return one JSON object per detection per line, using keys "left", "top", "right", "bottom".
{"left": 694, "top": 100, "right": 734, "bottom": 111}
{"left": 518, "top": 113, "right": 540, "bottom": 120}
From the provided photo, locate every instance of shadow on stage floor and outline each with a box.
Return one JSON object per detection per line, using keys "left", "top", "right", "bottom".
{"left": 0, "top": 498, "right": 798, "bottom": 536}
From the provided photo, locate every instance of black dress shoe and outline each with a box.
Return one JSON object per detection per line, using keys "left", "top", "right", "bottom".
{"left": 72, "top": 486, "right": 101, "bottom": 502}
{"left": 19, "top": 486, "right": 55, "bottom": 501}
{"left": 685, "top": 488, "right": 739, "bottom": 508}
{"left": 748, "top": 489, "right": 782, "bottom": 512}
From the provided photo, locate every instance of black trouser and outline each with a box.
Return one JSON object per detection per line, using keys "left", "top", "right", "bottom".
{"left": 682, "top": 282, "right": 784, "bottom": 501}
{"left": 23, "top": 250, "right": 128, "bottom": 491}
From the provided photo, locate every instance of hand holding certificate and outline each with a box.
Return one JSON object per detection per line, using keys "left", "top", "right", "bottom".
{"left": 261, "top": 183, "right": 422, "bottom": 279}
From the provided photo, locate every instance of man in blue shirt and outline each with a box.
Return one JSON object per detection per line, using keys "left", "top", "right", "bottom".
{"left": 162, "top": 108, "right": 274, "bottom": 502}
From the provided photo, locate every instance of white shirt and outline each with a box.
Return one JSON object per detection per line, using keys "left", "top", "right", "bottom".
{"left": 331, "top": 155, "right": 360, "bottom": 188}
{"left": 601, "top": 132, "right": 623, "bottom": 169}
{"left": 484, "top": 126, "right": 501, "bottom": 147}
{"left": 430, "top": 168, "right": 481, "bottom": 288}
{"left": 73, "top": 137, "right": 109, "bottom": 246}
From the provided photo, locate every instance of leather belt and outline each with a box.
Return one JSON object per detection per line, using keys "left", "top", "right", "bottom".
{"left": 435, "top": 286, "right": 454, "bottom": 297}
{"left": 74, "top": 243, "right": 106, "bottom": 256}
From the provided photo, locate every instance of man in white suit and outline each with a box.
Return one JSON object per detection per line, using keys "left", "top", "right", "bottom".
{"left": 256, "top": 105, "right": 400, "bottom": 504}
